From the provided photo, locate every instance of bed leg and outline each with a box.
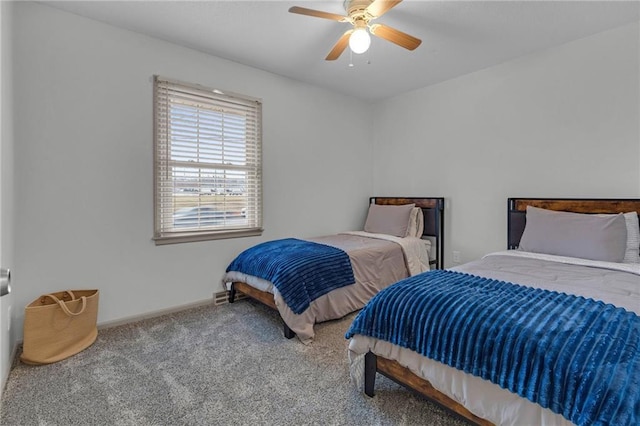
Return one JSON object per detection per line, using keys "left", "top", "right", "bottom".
{"left": 229, "top": 284, "right": 236, "bottom": 303}
{"left": 364, "top": 351, "right": 377, "bottom": 397}
{"left": 283, "top": 323, "right": 296, "bottom": 339}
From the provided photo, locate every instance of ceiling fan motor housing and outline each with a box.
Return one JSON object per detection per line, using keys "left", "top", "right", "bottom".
{"left": 344, "top": 0, "right": 375, "bottom": 22}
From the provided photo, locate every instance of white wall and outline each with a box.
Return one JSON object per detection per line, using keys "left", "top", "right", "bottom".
{"left": 372, "top": 22, "right": 640, "bottom": 266}
{"left": 0, "top": 0, "right": 16, "bottom": 400}
{"left": 11, "top": 2, "right": 372, "bottom": 339}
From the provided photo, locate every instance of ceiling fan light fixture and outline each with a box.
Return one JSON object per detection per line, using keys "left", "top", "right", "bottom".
{"left": 349, "top": 27, "right": 371, "bottom": 54}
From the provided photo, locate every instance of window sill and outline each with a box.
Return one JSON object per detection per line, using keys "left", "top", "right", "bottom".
{"left": 153, "top": 228, "right": 263, "bottom": 245}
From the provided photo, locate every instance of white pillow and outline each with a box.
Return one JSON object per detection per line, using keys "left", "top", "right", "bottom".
{"left": 519, "top": 207, "right": 627, "bottom": 263}
{"left": 364, "top": 203, "right": 415, "bottom": 237}
{"left": 406, "top": 207, "right": 424, "bottom": 238}
{"left": 597, "top": 212, "right": 640, "bottom": 264}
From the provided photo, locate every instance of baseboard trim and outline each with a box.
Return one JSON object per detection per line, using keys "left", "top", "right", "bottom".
{"left": 9, "top": 341, "right": 19, "bottom": 368}
{"left": 97, "top": 298, "right": 215, "bottom": 330}
{"left": 1, "top": 340, "right": 20, "bottom": 404}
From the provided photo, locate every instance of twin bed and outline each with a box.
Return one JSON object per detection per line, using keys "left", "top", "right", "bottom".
{"left": 347, "top": 198, "right": 640, "bottom": 425}
{"left": 223, "top": 197, "right": 445, "bottom": 344}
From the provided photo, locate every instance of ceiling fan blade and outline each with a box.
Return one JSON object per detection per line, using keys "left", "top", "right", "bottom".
{"left": 288, "top": 6, "right": 349, "bottom": 22}
{"left": 365, "top": 0, "right": 402, "bottom": 18}
{"left": 326, "top": 30, "right": 353, "bottom": 61}
{"left": 370, "top": 24, "right": 421, "bottom": 50}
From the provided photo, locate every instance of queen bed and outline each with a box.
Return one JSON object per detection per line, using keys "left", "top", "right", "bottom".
{"left": 223, "top": 197, "right": 444, "bottom": 344}
{"left": 346, "top": 198, "right": 640, "bottom": 425}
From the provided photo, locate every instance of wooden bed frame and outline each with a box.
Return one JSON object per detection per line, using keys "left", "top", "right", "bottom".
{"left": 229, "top": 196, "right": 445, "bottom": 339}
{"left": 363, "top": 197, "right": 640, "bottom": 426}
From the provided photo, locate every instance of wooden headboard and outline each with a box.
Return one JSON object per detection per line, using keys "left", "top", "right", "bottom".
{"left": 370, "top": 197, "right": 445, "bottom": 269}
{"left": 508, "top": 198, "right": 640, "bottom": 249}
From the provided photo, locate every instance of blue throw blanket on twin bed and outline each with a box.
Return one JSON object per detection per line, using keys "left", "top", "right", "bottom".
{"left": 345, "top": 269, "right": 640, "bottom": 426}
{"left": 226, "top": 238, "right": 354, "bottom": 314}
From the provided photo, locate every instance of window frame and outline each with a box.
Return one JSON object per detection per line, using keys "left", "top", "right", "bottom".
{"left": 152, "top": 76, "right": 263, "bottom": 245}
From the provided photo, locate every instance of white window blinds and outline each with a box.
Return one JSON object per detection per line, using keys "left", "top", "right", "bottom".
{"left": 153, "top": 76, "right": 262, "bottom": 244}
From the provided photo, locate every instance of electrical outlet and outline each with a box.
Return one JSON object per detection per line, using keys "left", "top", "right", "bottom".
{"left": 452, "top": 251, "right": 461, "bottom": 264}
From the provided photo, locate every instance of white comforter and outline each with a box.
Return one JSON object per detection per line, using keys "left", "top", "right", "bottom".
{"left": 348, "top": 252, "right": 640, "bottom": 426}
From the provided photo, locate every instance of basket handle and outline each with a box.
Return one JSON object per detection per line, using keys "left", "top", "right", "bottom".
{"left": 43, "top": 294, "right": 87, "bottom": 317}
{"left": 39, "top": 290, "right": 76, "bottom": 305}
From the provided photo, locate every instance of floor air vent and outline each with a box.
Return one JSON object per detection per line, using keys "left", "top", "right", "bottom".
{"left": 213, "top": 290, "right": 246, "bottom": 306}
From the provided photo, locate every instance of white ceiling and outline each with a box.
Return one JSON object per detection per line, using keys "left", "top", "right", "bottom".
{"left": 43, "top": 0, "right": 640, "bottom": 102}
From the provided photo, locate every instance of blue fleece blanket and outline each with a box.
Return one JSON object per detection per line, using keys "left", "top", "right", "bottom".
{"left": 345, "top": 269, "right": 640, "bottom": 426}
{"left": 226, "top": 238, "right": 354, "bottom": 314}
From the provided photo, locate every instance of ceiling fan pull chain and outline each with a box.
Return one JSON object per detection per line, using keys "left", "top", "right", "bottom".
{"left": 349, "top": 50, "right": 354, "bottom": 68}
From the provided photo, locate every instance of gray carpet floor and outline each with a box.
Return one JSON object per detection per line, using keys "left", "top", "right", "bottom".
{"left": 1, "top": 299, "right": 467, "bottom": 425}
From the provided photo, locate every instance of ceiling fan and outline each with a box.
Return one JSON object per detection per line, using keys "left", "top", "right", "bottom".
{"left": 289, "top": 0, "right": 421, "bottom": 60}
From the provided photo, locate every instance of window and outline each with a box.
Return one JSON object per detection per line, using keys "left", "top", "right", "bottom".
{"left": 153, "top": 76, "right": 262, "bottom": 244}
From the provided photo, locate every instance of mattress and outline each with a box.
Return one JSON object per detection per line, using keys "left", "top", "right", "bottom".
{"left": 348, "top": 251, "right": 640, "bottom": 425}
{"left": 224, "top": 232, "right": 431, "bottom": 344}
